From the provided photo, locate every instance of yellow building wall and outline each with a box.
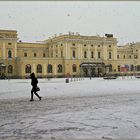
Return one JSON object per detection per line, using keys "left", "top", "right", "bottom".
{"left": 3, "top": 29, "right": 135, "bottom": 78}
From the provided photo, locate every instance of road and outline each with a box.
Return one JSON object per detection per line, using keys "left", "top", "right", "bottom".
{"left": 1, "top": 92, "right": 140, "bottom": 139}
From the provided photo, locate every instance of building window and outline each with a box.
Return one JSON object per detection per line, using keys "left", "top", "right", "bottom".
{"left": 61, "top": 44, "right": 63, "bottom": 46}
{"left": 72, "top": 43, "right": 75, "bottom": 46}
{"left": 98, "top": 45, "right": 100, "bottom": 47}
{"left": 8, "top": 43, "right": 12, "bottom": 45}
{"left": 61, "top": 51, "right": 63, "bottom": 58}
{"left": 34, "top": 53, "right": 36, "bottom": 57}
{"left": 8, "top": 65, "right": 13, "bottom": 74}
{"left": 72, "top": 50, "right": 76, "bottom": 58}
{"left": 129, "top": 55, "right": 131, "bottom": 59}
{"left": 84, "top": 51, "right": 87, "bottom": 58}
{"left": 55, "top": 51, "right": 58, "bottom": 58}
{"left": 24, "top": 52, "right": 27, "bottom": 57}
{"left": 72, "top": 64, "right": 77, "bottom": 72}
{"left": 47, "top": 64, "right": 52, "bottom": 73}
{"left": 91, "top": 51, "right": 94, "bottom": 58}
{"left": 84, "top": 44, "right": 86, "bottom": 46}
{"left": 57, "top": 64, "right": 63, "bottom": 73}
{"left": 109, "top": 52, "right": 112, "bottom": 59}
{"left": 118, "top": 65, "right": 120, "bottom": 72}
{"left": 43, "top": 53, "right": 46, "bottom": 57}
{"left": 25, "top": 64, "right": 31, "bottom": 73}
{"left": 98, "top": 52, "right": 101, "bottom": 58}
{"left": 109, "top": 45, "right": 111, "bottom": 48}
{"left": 37, "top": 64, "right": 42, "bottom": 73}
{"left": 117, "top": 55, "right": 119, "bottom": 59}
{"left": 131, "top": 65, "right": 134, "bottom": 71}
{"left": 91, "top": 44, "right": 93, "bottom": 47}
{"left": 8, "top": 50, "right": 12, "bottom": 58}
{"left": 123, "top": 55, "right": 125, "bottom": 59}
{"left": 137, "top": 65, "right": 140, "bottom": 71}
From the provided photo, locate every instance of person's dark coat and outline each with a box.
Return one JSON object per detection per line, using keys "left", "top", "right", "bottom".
{"left": 30, "top": 73, "right": 38, "bottom": 89}
{"left": 30, "top": 73, "right": 41, "bottom": 101}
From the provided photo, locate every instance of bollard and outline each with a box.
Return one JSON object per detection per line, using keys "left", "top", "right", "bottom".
{"left": 65, "top": 78, "right": 69, "bottom": 83}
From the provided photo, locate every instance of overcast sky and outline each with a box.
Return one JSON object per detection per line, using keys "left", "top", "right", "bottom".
{"left": 0, "top": 1, "right": 140, "bottom": 45}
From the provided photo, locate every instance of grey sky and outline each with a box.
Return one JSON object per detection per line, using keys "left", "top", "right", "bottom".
{"left": 0, "top": 1, "right": 140, "bottom": 45}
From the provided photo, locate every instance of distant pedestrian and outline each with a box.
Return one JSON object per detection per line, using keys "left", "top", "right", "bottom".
{"left": 30, "top": 73, "right": 42, "bottom": 101}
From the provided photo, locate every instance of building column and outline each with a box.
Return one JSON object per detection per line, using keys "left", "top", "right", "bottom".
{"left": 88, "top": 45, "right": 90, "bottom": 60}
{"left": 14, "top": 42, "right": 17, "bottom": 57}
{"left": 43, "top": 63, "right": 46, "bottom": 77}
{"left": 95, "top": 46, "right": 97, "bottom": 60}
{"left": 32, "top": 63, "right": 36, "bottom": 74}
{"left": 80, "top": 44, "right": 82, "bottom": 59}
{"left": 65, "top": 43, "right": 68, "bottom": 59}
{"left": 54, "top": 63, "right": 57, "bottom": 76}
{"left": 2, "top": 42, "right": 6, "bottom": 59}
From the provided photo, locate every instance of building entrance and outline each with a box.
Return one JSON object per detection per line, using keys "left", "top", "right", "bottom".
{"left": 80, "top": 62, "right": 111, "bottom": 77}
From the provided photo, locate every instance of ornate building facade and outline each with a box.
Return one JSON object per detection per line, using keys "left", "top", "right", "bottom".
{"left": 0, "top": 29, "right": 140, "bottom": 78}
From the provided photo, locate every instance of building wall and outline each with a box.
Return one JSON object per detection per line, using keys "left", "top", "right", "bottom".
{"left": 2, "top": 29, "right": 140, "bottom": 78}
{"left": 0, "top": 30, "right": 18, "bottom": 78}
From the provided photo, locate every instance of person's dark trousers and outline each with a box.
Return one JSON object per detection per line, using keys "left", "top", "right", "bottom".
{"left": 31, "top": 87, "right": 41, "bottom": 100}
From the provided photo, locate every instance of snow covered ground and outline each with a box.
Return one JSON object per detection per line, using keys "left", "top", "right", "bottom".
{"left": 1, "top": 76, "right": 140, "bottom": 139}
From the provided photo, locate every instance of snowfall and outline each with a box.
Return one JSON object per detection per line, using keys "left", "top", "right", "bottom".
{"left": 1, "top": 76, "right": 140, "bottom": 140}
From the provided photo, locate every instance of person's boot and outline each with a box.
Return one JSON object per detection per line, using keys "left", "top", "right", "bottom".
{"left": 39, "top": 97, "right": 42, "bottom": 101}
{"left": 30, "top": 99, "right": 34, "bottom": 101}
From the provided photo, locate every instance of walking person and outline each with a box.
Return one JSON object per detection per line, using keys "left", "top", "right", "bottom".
{"left": 30, "top": 73, "right": 42, "bottom": 101}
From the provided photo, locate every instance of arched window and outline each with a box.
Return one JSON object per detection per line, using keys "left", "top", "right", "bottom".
{"left": 109, "top": 52, "right": 112, "bottom": 59}
{"left": 72, "top": 50, "right": 76, "bottom": 58}
{"left": 43, "top": 53, "right": 46, "bottom": 57}
{"left": 98, "top": 52, "right": 101, "bottom": 58}
{"left": 118, "top": 65, "right": 120, "bottom": 72}
{"left": 72, "top": 64, "right": 77, "bottom": 72}
{"left": 24, "top": 52, "right": 27, "bottom": 57}
{"left": 8, "top": 50, "right": 12, "bottom": 58}
{"left": 84, "top": 51, "right": 87, "bottom": 58}
{"left": 57, "top": 64, "right": 63, "bottom": 73}
{"left": 61, "top": 50, "right": 63, "bottom": 58}
{"left": 8, "top": 65, "right": 13, "bottom": 74}
{"left": 37, "top": 64, "right": 42, "bottom": 73}
{"left": 47, "top": 64, "right": 52, "bottom": 73}
{"left": 34, "top": 53, "right": 36, "bottom": 57}
{"left": 25, "top": 64, "right": 31, "bottom": 73}
{"left": 91, "top": 51, "right": 94, "bottom": 58}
